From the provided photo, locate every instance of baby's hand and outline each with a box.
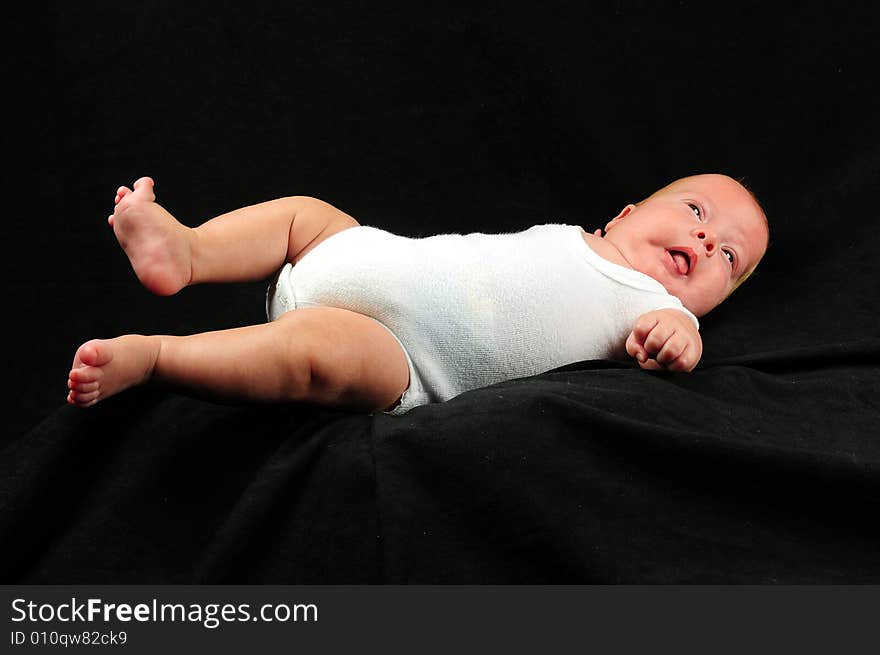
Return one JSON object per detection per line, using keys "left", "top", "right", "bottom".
{"left": 625, "top": 309, "right": 702, "bottom": 372}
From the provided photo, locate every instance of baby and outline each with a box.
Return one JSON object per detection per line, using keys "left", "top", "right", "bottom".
{"left": 67, "top": 173, "right": 769, "bottom": 414}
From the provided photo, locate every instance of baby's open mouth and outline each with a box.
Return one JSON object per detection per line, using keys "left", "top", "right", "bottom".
{"left": 667, "top": 249, "right": 694, "bottom": 275}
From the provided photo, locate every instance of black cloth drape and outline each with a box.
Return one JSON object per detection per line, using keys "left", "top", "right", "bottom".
{"left": 4, "top": 1, "right": 879, "bottom": 583}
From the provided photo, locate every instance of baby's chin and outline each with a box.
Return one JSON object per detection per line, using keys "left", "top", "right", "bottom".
{"left": 640, "top": 266, "right": 718, "bottom": 317}
{"left": 666, "top": 288, "right": 713, "bottom": 318}
{"left": 680, "top": 296, "right": 717, "bottom": 318}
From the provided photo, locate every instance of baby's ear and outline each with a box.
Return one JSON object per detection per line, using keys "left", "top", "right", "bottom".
{"left": 604, "top": 204, "right": 635, "bottom": 232}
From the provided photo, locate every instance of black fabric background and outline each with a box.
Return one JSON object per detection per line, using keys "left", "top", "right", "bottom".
{"left": 2, "top": 2, "right": 878, "bottom": 582}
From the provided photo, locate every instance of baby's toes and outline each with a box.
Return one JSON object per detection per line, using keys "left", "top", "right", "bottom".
{"left": 115, "top": 186, "right": 131, "bottom": 205}
{"left": 68, "top": 379, "right": 99, "bottom": 393}
{"left": 68, "top": 389, "right": 100, "bottom": 407}
{"left": 71, "top": 388, "right": 100, "bottom": 402}
{"left": 69, "top": 365, "right": 103, "bottom": 385}
{"left": 76, "top": 339, "right": 114, "bottom": 368}
{"left": 132, "top": 177, "right": 155, "bottom": 200}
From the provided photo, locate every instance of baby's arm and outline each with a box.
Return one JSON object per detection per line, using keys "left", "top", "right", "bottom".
{"left": 625, "top": 309, "right": 702, "bottom": 372}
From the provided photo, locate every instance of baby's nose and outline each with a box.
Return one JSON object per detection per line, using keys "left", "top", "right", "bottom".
{"left": 691, "top": 227, "right": 717, "bottom": 255}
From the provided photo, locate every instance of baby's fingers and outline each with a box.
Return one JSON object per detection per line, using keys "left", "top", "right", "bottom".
{"left": 626, "top": 315, "right": 666, "bottom": 363}
{"left": 627, "top": 310, "right": 702, "bottom": 372}
{"left": 641, "top": 322, "right": 675, "bottom": 360}
{"left": 676, "top": 344, "right": 701, "bottom": 371}
{"left": 655, "top": 337, "right": 690, "bottom": 369}
{"left": 628, "top": 314, "right": 657, "bottom": 349}
{"left": 625, "top": 330, "right": 649, "bottom": 364}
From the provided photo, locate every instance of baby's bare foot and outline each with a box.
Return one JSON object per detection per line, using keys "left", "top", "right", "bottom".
{"left": 67, "top": 336, "right": 160, "bottom": 407}
{"left": 110, "top": 177, "right": 193, "bottom": 296}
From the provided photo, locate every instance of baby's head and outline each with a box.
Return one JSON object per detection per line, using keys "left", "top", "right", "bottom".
{"left": 603, "top": 173, "right": 769, "bottom": 317}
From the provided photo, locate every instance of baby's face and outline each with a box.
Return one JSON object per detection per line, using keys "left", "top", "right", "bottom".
{"left": 603, "top": 174, "right": 768, "bottom": 317}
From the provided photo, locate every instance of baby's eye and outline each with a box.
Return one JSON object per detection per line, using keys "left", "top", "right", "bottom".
{"left": 687, "top": 203, "right": 702, "bottom": 219}
{"left": 723, "top": 249, "right": 735, "bottom": 265}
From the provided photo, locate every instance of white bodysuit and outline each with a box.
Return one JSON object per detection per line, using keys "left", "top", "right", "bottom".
{"left": 266, "top": 224, "right": 698, "bottom": 415}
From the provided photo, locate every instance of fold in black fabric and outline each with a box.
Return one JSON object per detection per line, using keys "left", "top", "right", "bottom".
{"left": 3, "top": 344, "right": 878, "bottom": 582}
{"left": 373, "top": 355, "right": 880, "bottom": 583}
{"left": 1, "top": 391, "right": 382, "bottom": 583}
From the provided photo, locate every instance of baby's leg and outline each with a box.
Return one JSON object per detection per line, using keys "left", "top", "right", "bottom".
{"left": 110, "top": 177, "right": 356, "bottom": 295}
{"left": 67, "top": 308, "right": 410, "bottom": 412}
